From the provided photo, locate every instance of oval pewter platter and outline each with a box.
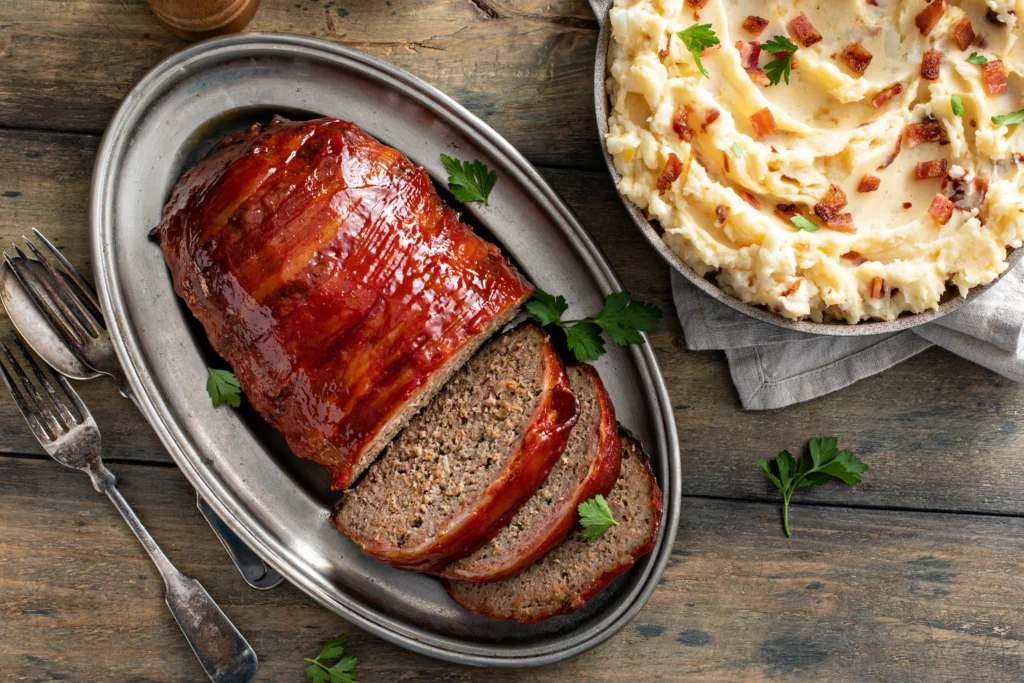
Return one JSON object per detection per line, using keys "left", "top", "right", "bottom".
{"left": 588, "top": 0, "right": 1024, "bottom": 336}
{"left": 90, "top": 33, "right": 680, "bottom": 667}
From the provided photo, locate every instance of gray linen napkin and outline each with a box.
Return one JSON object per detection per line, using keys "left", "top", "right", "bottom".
{"left": 671, "top": 266, "right": 1024, "bottom": 410}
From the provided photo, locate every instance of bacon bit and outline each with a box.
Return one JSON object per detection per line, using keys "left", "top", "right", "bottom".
{"left": 1016, "top": 153, "right": 1024, "bottom": 165}
{"left": 903, "top": 201, "right": 913, "bottom": 209}
{"left": 738, "top": 190, "right": 762, "bottom": 210}
{"left": 715, "top": 205, "right": 729, "bottom": 224}
{"left": 827, "top": 213, "right": 857, "bottom": 233}
{"left": 658, "top": 32, "right": 672, "bottom": 60}
{"left": 986, "top": 8, "right": 1005, "bottom": 24}
{"left": 974, "top": 176, "right": 989, "bottom": 201}
{"left": 672, "top": 106, "right": 694, "bottom": 142}
{"left": 871, "top": 277, "right": 885, "bottom": 299}
{"left": 722, "top": 151, "right": 730, "bottom": 173}
{"left": 742, "top": 15, "right": 769, "bottom": 37}
{"left": 906, "top": 121, "right": 949, "bottom": 147}
{"left": 866, "top": 0, "right": 878, "bottom": 5}
{"left": 813, "top": 184, "right": 849, "bottom": 222}
{"left": 915, "top": 159, "right": 948, "bottom": 180}
{"left": 770, "top": 145, "right": 779, "bottom": 153}
{"left": 702, "top": 107, "right": 721, "bottom": 132}
{"left": 746, "top": 68, "right": 770, "bottom": 85}
{"left": 858, "top": 175, "right": 881, "bottom": 192}
{"left": 736, "top": 41, "right": 761, "bottom": 69}
{"left": 788, "top": 13, "right": 822, "bottom": 47}
{"left": 915, "top": 0, "right": 946, "bottom": 36}
{"left": 928, "top": 193, "right": 955, "bottom": 224}
{"left": 982, "top": 60, "right": 1009, "bottom": 95}
{"left": 844, "top": 251, "right": 868, "bottom": 266}
{"left": 921, "top": 50, "right": 942, "bottom": 80}
{"left": 750, "top": 107, "right": 777, "bottom": 139}
{"left": 953, "top": 16, "right": 976, "bottom": 50}
{"left": 775, "top": 203, "right": 799, "bottom": 221}
{"left": 685, "top": 0, "right": 709, "bottom": 8}
{"left": 656, "top": 153, "right": 684, "bottom": 193}
{"left": 782, "top": 279, "right": 802, "bottom": 297}
{"left": 841, "top": 42, "right": 873, "bottom": 76}
{"left": 878, "top": 134, "right": 903, "bottom": 169}
{"left": 871, "top": 83, "right": 903, "bottom": 109}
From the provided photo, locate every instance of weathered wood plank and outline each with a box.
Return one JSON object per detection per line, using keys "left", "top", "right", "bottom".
{"left": 0, "top": 0, "right": 603, "bottom": 169}
{"left": 2, "top": 455, "right": 1023, "bottom": 682}
{"left": 4, "top": 128, "right": 1024, "bottom": 515}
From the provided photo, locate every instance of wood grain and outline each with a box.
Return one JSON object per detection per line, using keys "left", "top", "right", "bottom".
{"left": 0, "top": 0, "right": 603, "bottom": 169}
{"left": 2, "top": 454, "right": 1023, "bottom": 682}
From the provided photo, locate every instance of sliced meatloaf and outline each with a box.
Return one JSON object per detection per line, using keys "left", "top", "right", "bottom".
{"left": 332, "top": 323, "right": 580, "bottom": 573}
{"left": 444, "top": 428, "right": 662, "bottom": 623}
{"left": 154, "top": 116, "right": 532, "bottom": 490}
{"left": 440, "top": 364, "right": 621, "bottom": 582}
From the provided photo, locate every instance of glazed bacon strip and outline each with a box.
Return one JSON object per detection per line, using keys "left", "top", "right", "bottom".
{"left": 750, "top": 107, "right": 777, "bottom": 139}
{"left": 906, "top": 121, "right": 949, "bottom": 147}
{"left": 915, "top": 158, "right": 948, "bottom": 179}
{"left": 871, "top": 83, "right": 903, "bottom": 108}
{"left": 953, "top": 16, "right": 975, "bottom": 50}
{"left": 742, "top": 15, "right": 769, "bottom": 37}
{"left": 928, "top": 193, "right": 955, "bottom": 224}
{"left": 788, "top": 13, "right": 822, "bottom": 47}
{"left": 656, "top": 153, "right": 685, "bottom": 193}
{"left": 841, "top": 42, "right": 873, "bottom": 76}
{"left": 982, "top": 60, "right": 1009, "bottom": 95}
{"left": 915, "top": 0, "right": 946, "bottom": 36}
{"left": 921, "top": 50, "right": 942, "bottom": 80}
{"left": 858, "top": 175, "right": 881, "bottom": 192}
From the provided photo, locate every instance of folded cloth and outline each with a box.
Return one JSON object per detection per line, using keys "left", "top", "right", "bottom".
{"left": 671, "top": 265, "right": 1024, "bottom": 410}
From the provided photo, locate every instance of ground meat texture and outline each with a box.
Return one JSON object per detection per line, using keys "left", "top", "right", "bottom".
{"left": 928, "top": 193, "right": 955, "bottom": 224}
{"left": 788, "top": 13, "right": 822, "bottom": 47}
{"left": 827, "top": 214, "right": 857, "bottom": 233}
{"left": 921, "top": 50, "right": 942, "bottom": 80}
{"left": 871, "top": 277, "right": 885, "bottom": 300}
{"left": 906, "top": 121, "right": 949, "bottom": 147}
{"left": 915, "top": 159, "right": 948, "bottom": 179}
{"left": 915, "top": 0, "right": 946, "bottom": 36}
{"left": 858, "top": 175, "right": 881, "bottom": 192}
{"left": 871, "top": 83, "right": 903, "bottom": 108}
{"left": 814, "top": 184, "right": 849, "bottom": 222}
{"left": 750, "top": 107, "right": 777, "bottom": 139}
{"left": 656, "top": 154, "right": 684, "bottom": 192}
{"left": 742, "top": 15, "right": 769, "bottom": 36}
{"left": 841, "top": 42, "right": 873, "bottom": 76}
{"left": 672, "top": 106, "right": 693, "bottom": 141}
{"left": 953, "top": 16, "right": 975, "bottom": 50}
{"left": 982, "top": 60, "right": 1008, "bottom": 95}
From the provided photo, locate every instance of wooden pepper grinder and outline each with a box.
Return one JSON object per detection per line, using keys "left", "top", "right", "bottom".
{"left": 146, "top": 0, "right": 261, "bottom": 42}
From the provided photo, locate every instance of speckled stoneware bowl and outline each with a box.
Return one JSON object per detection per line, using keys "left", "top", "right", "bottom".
{"left": 588, "top": 0, "right": 1024, "bottom": 337}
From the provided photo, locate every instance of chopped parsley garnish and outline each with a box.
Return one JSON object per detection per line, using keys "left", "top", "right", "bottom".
{"left": 677, "top": 23, "right": 720, "bottom": 78}
{"left": 966, "top": 52, "right": 988, "bottom": 65}
{"left": 992, "top": 109, "right": 1024, "bottom": 126}
{"left": 206, "top": 368, "right": 241, "bottom": 408}
{"left": 951, "top": 94, "right": 964, "bottom": 118}
{"left": 440, "top": 154, "right": 498, "bottom": 206}
{"left": 304, "top": 633, "right": 359, "bottom": 683}
{"left": 791, "top": 215, "right": 820, "bottom": 232}
{"left": 760, "top": 35, "right": 799, "bottom": 86}
{"left": 578, "top": 494, "right": 618, "bottom": 541}
{"left": 731, "top": 142, "right": 744, "bottom": 158}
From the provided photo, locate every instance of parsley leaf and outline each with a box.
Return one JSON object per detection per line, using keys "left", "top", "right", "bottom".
{"left": 731, "top": 141, "right": 744, "bottom": 158}
{"left": 677, "top": 23, "right": 720, "bottom": 78}
{"left": 760, "top": 35, "right": 799, "bottom": 86}
{"left": 304, "top": 633, "right": 359, "bottom": 683}
{"left": 951, "top": 94, "right": 964, "bottom": 118}
{"left": 992, "top": 109, "right": 1024, "bottom": 126}
{"left": 578, "top": 494, "right": 618, "bottom": 541}
{"left": 966, "top": 52, "right": 988, "bottom": 65}
{"left": 206, "top": 368, "right": 241, "bottom": 408}
{"left": 440, "top": 154, "right": 498, "bottom": 205}
{"left": 528, "top": 289, "right": 663, "bottom": 362}
{"left": 791, "top": 215, "right": 820, "bottom": 232}
{"left": 758, "top": 437, "right": 868, "bottom": 537}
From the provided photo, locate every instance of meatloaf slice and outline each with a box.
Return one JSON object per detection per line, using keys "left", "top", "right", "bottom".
{"left": 444, "top": 428, "right": 663, "bottom": 623}
{"left": 440, "top": 364, "right": 621, "bottom": 582}
{"left": 332, "top": 323, "right": 580, "bottom": 573}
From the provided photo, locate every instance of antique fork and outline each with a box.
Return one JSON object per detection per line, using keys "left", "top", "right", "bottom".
{"left": 0, "top": 334, "right": 258, "bottom": 683}
{"left": 2, "top": 229, "right": 283, "bottom": 590}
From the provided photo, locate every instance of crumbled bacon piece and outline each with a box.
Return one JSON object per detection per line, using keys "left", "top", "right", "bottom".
{"left": 871, "top": 83, "right": 903, "bottom": 108}
{"left": 921, "top": 50, "right": 942, "bottom": 80}
{"left": 953, "top": 16, "right": 976, "bottom": 50}
{"left": 871, "top": 277, "right": 885, "bottom": 299}
{"left": 672, "top": 106, "right": 694, "bottom": 142}
{"left": 927, "top": 193, "right": 955, "bottom": 224}
{"left": 844, "top": 251, "right": 868, "bottom": 266}
{"left": 685, "top": 0, "right": 709, "bottom": 8}
{"left": 750, "top": 107, "right": 777, "bottom": 139}
{"left": 906, "top": 121, "right": 949, "bottom": 147}
{"left": 903, "top": 202, "right": 913, "bottom": 209}
{"left": 879, "top": 134, "right": 903, "bottom": 169}
{"left": 982, "top": 60, "right": 1008, "bottom": 95}
{"left": 813, "top": 184, "right": 849, "bottom": 222}
{"left": 722, "top": 151, "right": 730, "bottom": 173}
{"left": 974, "top": 176, "right": 989, "bottom": 200}
{"left": 746, "top": 68, "right": 770, "bottom": 85}
{"left": 775, "top": 203, "right": 799, "bottom": 221}
{"left": 858, "top": 175, "right": 881, "bottom": 192}
{"left": 782, "top": 279, "right": 802, "bottom": 297}
{"left": 841, "top": 42, "right": 873, "bottom": 76}
{"left": 827, "top": 213, "right": 857, "bottom": 233}
{"left": 788, "top": 13, "right": 822, "bottom": 47}
{"left": 658, "top": 32, "right": 672, "bottom": 60}
{"left": 656, "top": 153, "right": 684, "bottom": 193}
{"left": 702, "top": 107, "right": 721, "bottom": 131}
{"left": 715, "top": 205, "right": 729, "bottom": 224}
{"left": 986, "top": 8, "right": 1005, "bottom": 24}
{"left": 736, "top": 41, "right": 761, "bottom": 69}
{"left": 915, "top": 0, "right": 946, "bottom": 36}
{"left": 738, "top": 190, "right": 762, "bottom": 210}
{"left": 915, "top": 158, "right": 948, "bottom": 180}
{"left": 742, "top": 15, "right": 769, "bottom": 37}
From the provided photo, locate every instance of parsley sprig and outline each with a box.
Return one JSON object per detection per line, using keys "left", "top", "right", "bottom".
{"left": 578, "top": 494, "right": 617, "bottom": 541}
{"left": 527, "top": 289, "right": 662, "bottom": 362}
{"left": 759, "top": 437, "right": 868, "bottom": 537}
{"left": 966, "top": 52, "right": 988, "bottom": 65}
{"left": 440, "top": 154, "right": 498, "bottom": 205}
{"left": 951, "top": 94, "right": 964, "bottom": 118}
{"left": 206, "top": 368, "right": 242, "bottom": 408}
{"left": 760, "top": 35, "right": 799, "bottom": 86}
{"left": 992, "top": 109, "right": 1024, "bottom": 126}
{"left": 791, "top": 215, "right": 819, "bottom": 232}
{"left": 304, "top": 633, "right": 359, "bottom": 683}
{"left": 677, "top": 23, "right": 720, "bottom": 78}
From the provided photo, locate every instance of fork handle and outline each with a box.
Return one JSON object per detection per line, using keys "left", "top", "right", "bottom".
{"left": 101, "top": 475, "right": 258, "bottom": 683}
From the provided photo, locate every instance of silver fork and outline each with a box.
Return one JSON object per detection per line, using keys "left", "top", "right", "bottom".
{"left": 2, "top": 230, "right": 283, "bottom": 590}
{"left": 0, "top": 334, "right": 258, "bottom": 683}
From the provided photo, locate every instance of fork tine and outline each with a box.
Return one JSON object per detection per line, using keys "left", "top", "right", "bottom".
{"left": 5, "top": 250, "right": 87, "bottom": 348}
{"left": 0, "top": 339, "right": 63, "bottom": 439}
{"left": 31, "top": 228, "right": 102, "bottom": 315}
{"left": 14, "top": 243, "right": 97, "bottom": 339}
{"left": 9, "top": 334, "right": 78, "bottom": 427}
{"left": 22, "top": 235, "right": 104, "bottom": 333}
{"left": 0, "top": 343, "right": 51, "bottom": 445}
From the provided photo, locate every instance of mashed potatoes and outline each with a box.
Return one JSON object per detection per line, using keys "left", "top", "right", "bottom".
{"left": 606, "top": 0, "right": 1024, "bottom": 323}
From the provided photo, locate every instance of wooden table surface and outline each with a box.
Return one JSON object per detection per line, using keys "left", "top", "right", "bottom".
{"left": 3, "top": 1, "right": 1024, "bottom": 681}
